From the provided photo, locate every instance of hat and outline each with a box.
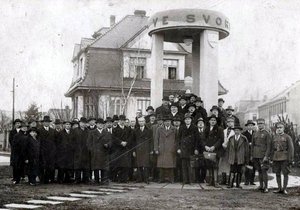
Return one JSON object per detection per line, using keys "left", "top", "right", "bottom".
{"left": 96, "top": 118, "right": 105, "bottom": 124}
{"left": 208, "top": 114, "right": 217, "bottom": 121}
{"left": 41, "top": 116, "right": 52, "bottom": 122}
{"left": 170, "top": 103, "right": 178, "bottom": 108}
{"left": 105, "top": 117, "right": 113, "bottom": 123}
{"left": 28, "top": 127, "right": 38, "bottom": 134}
{"left": 275, "top": 122, "right": 285, "bottom": 128}
{"left": 146, "top": 106, "right": 154, "bottom": 111}
{"left": 184, "top": 113, "right": 193, "bottom": 119}
{"left": 257, "top": 118, "right": 265, "bottom": 124}
{"left": 195, "top": 97, "right": 203, "bottom": 103}
{"left": 218, "top": 98, "right": 225, "bottom": 103}
{"left": 225, "top": 106, "right": 235, "bottom": 111}
{"left": 80, "top": 117, "right": 88, "bottom": 123}
{"left": 163, "top": 114, "right": 172, "bottom": 121}
{"left": 180, "top": 96, "right": 187, "bottom": 101}
{"left": 190, "top": 94, "right": 197, "bottom": 98}
{"left": 210, "top": 105, "right": 219, "bottom": 112}
{"left": 245, "top": 120, "right": 255, "bottom": 126}
{"left": 54, "top": 119, "right": 62, "bottom": 125}
{"left": 20, "top": 121, "right": 29, "bottom": 127}
{"left": 188, "top": 103, "right": 196, "bottom": 109}
{"left": 156, "top": 114, "right": 163, "bottom": 121}
{"left": 112, "top": 115, "right": 119, "bottom": 121}
{"left": 162, "top": 96, "right": 169, "bottom": 101}
{"left": 197, "top": 117, "right": 204, "bottom": 123}
{"left": 173, "top": 116, "right": 182, "bottom": 122}
{"left": 233, "top": 124, "right": 243, "bottom": 130}
{"left": 226, "top": 116, "right": 235, "bottom": 122}
{"left": 149, "top": 113, "right": 156, "bottom": 117}
{"left": 88, "top": 117, "right": 96, "bottom": 122}
{"left": 71, "top": 119, "right": 79, "bottom": 125}
{"left": 119, "top": 115, "right": 126, "bottom": 121}
{"left": 13, "top": 119, "right": 23, "bottom": 124}
{"left": 63, "top": 120, "right": 72, "bottom": 124}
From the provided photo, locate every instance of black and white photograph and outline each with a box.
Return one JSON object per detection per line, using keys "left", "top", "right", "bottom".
{"left": 0, "top": 0, "right": 300, "bottom": 209}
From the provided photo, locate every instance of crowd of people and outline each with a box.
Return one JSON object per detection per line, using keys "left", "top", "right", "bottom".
{"left": 9, "top": 94, "right": 295, "bottom": 195}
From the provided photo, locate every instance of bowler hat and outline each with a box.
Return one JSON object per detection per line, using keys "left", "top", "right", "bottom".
{"left": 208, "top": 114, "right": 217, "bottom": 121}
{"left": 54, "top": 119, "right": 62, "bottom": 125}
{"left": 146, "top": 106, "right": 154, "bottom": 111}
{"left": 119, "top": 115, "right": 126, "bottom": 121}
{"left": 96, "top": 118, "right": 105, "bottom": 124}
{"left": 233, "top": 124, "right": 243, "bottom": 130}
{"left": 184, "top": 113, "right": 193, "bottom": 119}
{"left": 210, "top": 105, "right": 219, "bottom": 112}
{"left": 112, "top": 115, "right": 119, "bottom": 121}
{"left": 245, "top": 120, "right": 255, "bottom": 126}
{"left": 105, "top": 117, "right": 113, "bottom": 123}
{"left": 218, "top": 98, "right": 225, "bottom": 103}
{"left": 28, "top": 127, "right": 39, "bottom": 134}
{"left": 88, "top": 117, "right": 96, "bottom": 122}
{"left": 188, "top": 103, "right": 196, "bottom": 109}
{"left": 63, "top": 120, "right": 72, "bottom": 124}
{"left": 80, "top": 117, "right": 88, "bottom": 123}
{"left": 162, "top": 96, "right": 169, "bottom": 101}
{"left": 163, "top": 114, "right": 172, "bottom": 121}
{"left": 225, "top": 106, "right": 235, "bottom": 111}
{"left": 173, "top": 116, "right": 182, "bottom": 122}
{"left": 71, "top": 120, "right": 79, "bottom": 126}
{"left": 13, "top": 119, "right": 22, "bottom": 124}
{"left": 195, "top": 97, "right": 203, "bottom": 103}
{"left": 41, "top": 116, "right": 52, "bottom": 122}
{"left": 170, "top": 103, "right": 178, "bottom": 108}
{"left": 197, "top": 117, "right": 204, "bottom": 123}
{"left": 257, "top": 118, "right": 265, "bottom": 124}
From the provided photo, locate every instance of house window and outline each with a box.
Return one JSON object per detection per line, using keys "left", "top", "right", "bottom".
{"left": 110, "top": 97, "right": 124, "bottom": 116}
{"left": 168, "top": 67, "right": 177, "bottom": 80}
{"left": 128, "top": 57, "right": 146, "bottom": 79}
{"left": 84, "top": 95, "right": 96, "bottom": 117}
{"left": 74, "top": 97, "right": 78, "bottom": 117}
{"left": 137, "top": 98, "right": 151, "bottom": 115}
{"left": 163, "top": 59, "right": 178, "bottom": 79}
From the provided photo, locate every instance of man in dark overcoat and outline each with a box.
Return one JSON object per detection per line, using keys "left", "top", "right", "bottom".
{"left": 38, "top": 116, "right": 56, "bottom": 184}
{"left": 26, "top": 127, "right": 40, "bottom": 185}
{"left": 177, "top": 113, "right": 198, "bottom": 184}
{"left": 87, "top": 118, "right": 112, "bottom": 184}
{"left": 9, "top": 119, "right": 22, "bottom": 181}
{"left": 73, "top": 117, "right": 90, "bottom": 183}
{"left": 55, "top": 121, "right": 74, "bottom": 183}
{"left": 132, "top": 116, "right": 152, "bottom": 183}
{"left": 112, "top": 115, "right": 133, "bottom": 183}
{"left": 155, "top": 96, "right": 171, "bottom": 116}
{"left": 145, "top": 106, "right": 155, "bottom": 123}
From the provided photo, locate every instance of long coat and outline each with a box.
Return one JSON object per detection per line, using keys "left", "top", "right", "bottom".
{"left": 155, "top": 105, "right": 170, "bottom": 116}
{"left": 73, "top": 127, "right": 89, "bottom": 170}
{"left": 227, "top": 134, "right": 249, "bottom": 165}
{"left": 11, "top": 131, "right": 28, "bottom": 168}
{"left": 9, "top": 129, "right": 19, "bottom": 166}
{"left": 55, "top": 129, "right": 74, "bottom": 169}
{"left": 133, "top": 126, "right": 152, "bottom": 167}
{"left": 251, "top": 129, "right": 271, "bottom": 159}
{"left": 204, "top": 125, "right": 224, "bottom": 158}
{"left": 38, "top": 127, "right": 57, "bottom": 169}
{"left": 154, "top": 126, "right": 177, "bottom": 168}
{"left": 111, "top": 126, "right": 133, "bottom": 168}
{"left": 87, "top": 129, "right": 112, "bottom": 170}
{"left": 26, "top": 135, "right": 40, "bottom": 169}
{"left": 178, "top": 124, "right": 198, "bottom": 159}
{"left": 219, "top": 128, "right": 235, "bottom": 173}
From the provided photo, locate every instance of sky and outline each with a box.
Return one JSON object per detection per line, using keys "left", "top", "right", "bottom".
{"left": 0, "top": 0, "right": 300, "bottom": 112}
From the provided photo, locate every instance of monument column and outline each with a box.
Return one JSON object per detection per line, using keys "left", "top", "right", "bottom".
{"left": 199, "top": 30, "right": 219, "bottom": 111}
{"left": 150, "top": 33, "right": 164, "bottom": 109}
{"left": 192, "top": 35, "right": 200, "bottom": 95}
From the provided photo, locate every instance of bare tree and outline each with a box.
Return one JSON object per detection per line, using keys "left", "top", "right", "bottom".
{"left": 0, "top": 111, "right": 10, "bottom": 132}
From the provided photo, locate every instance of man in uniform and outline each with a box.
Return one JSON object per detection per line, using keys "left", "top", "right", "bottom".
{"left": 271, "top": 122, "right": 294, "bottom": 195}
{"left": 225, "top": 106, "right": 240, "bottom": 126}
{"left": 251, "top": 118, "right": 271, "bottom": 193}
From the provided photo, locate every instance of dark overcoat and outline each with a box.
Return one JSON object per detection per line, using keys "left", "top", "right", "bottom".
{"left": 155, "top": 105, "right": 170, "bottom": 116}
{"left": 227, "top": 135, "right": 249, "bottom": 165}
{"left": 11, "top": 131, "right": 28, "bottom": 168}
{"left": 111, "top": 126, "right": 133, "bottom": 168}
{"left": 26, "top": 135, "right": 40, "bottom": 168}
{"left": 178, "top": 124, "right": 198, "bottom": 159}
{"left": 87, "top": 129, "right": 112, "bottom": 170}
{"left": 9, "top": 129, "right": 19, "bottom": 166}
{"left": 133, "top": 126, "right": 152, "bottom": 167}
{"left": 55, "top": 129, "right": 74, "bottom": 169}
{"left": 154, "top": 126, "right": 177, "bottom": 168}
{"left": 73, "top": 127, "right": 90, "bottom": 170}
{"left": 38, "top": 127, "right": 56, "bottom": 169}
{"left": 204, "top": 125, "right": 224, "bottom": 158}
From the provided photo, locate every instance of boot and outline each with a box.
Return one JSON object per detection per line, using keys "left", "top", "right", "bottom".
{"left": 236, "top": 173, "right": 242, "bottom": 188}
{"left": 256, "top": 173, "right": 263, "bottom": 191}
{"left": 273, "top": 174, "right": 282, "bottom": 193}
{"left": 220, "top": 172, "right": 227, "bottom": 185}
{"left": 227, "top": 173, "right": 235, "bottom": 188}
{"left": 244, "top": 168, "right": 250, "bottom": 185}
{"left": 282, "top": 174, "right": 288, "bottom": 194}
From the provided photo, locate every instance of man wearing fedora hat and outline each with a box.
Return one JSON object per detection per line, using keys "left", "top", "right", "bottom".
{"left": 227, "top": 125, "right": 249, "bottom": 188}
{"left": 87, "top": 117, "right": 97, "bottom": 130}
{"left": 194, "top": 117, "right": 206, "bottom": 183}
{"left": 154, "top": 114, "right": 177, "bottom": 183}
{"left": 243, "top": 120, "right": 256, "bottom": 185}
{"left": 195, "top": 97, "right": 207, "bottom": 122}
{"left": 73, "top": 117, "right": 90, "bottom": 184}
{"left": 54, "top": 119, "right": 62, "bottom": 133}
{"left": 170, "top": 103, "right": 183, "bottom": 122}
{"left": 251, "top": 118, "right": 272, "bottom": 193}
{"left": 210, "top": 105, "right": 226, "bottom": 128}
{"left": 145, "top": 106, "right": 155, "bottom": 123}
{"left": 156, "top": 96, "right": 171, "bottom": 117}
{"left": 173, "top": 115, "right": 182, "bottom": 182}
{"left": 178, "top": 96, "right": 189, "bottom": 115}
{"left": 26, "top": 127, "right": 40, "bottom": 185}
{"left": 218, "top": 98, "right": 227, "bottom": 120}
{"left": 9, "top": 119, "right": 23, "bottom": 177}
{"left": 177, "top": 113, "right": 198, "bottom": 184}
{"left": 225, "top": 106, "right": 240, "bottom": 126}
{"left": 38, "top": 116, "right": 56, "bottom": 184}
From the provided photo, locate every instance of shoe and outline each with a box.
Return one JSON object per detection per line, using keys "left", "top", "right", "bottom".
{"left": 12, "top": 181, "right": 19, "bottom": 185}
{"left": 256, "top": 186, "right": 263, "bottom": 191}
{"left": 29, "top": 182, "right": 36, "bottom": 186}
{"left": 244, "top": 182, "right": 249, "bottom": 185}
{"left": 263, "top": 188, "right": 269, "bottom": 193}
{"left": 282, "top": 190, "right": 288, "bottom": 195}
{"left": 214, "top": 183, "right": 221, "bottom": 188}
{"left": 273, "top": 189, "right": 283, "bottom": 194}
{"left": 250, "top": 182, "right": 256, "bottom": 185}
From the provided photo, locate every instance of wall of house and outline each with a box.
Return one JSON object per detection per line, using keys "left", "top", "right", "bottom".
{"left": 287, "top": 83, "right": 300, "bottom": 131}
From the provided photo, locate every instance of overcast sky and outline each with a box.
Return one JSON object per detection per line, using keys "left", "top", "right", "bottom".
{"left": 1, "top": 0, "right": 300, "bottom": 112}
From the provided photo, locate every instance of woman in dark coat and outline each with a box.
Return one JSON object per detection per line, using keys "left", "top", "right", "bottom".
{"left": 132, "top": 117, "right": 152, "bottom": 183}
{"left": 55, "top": 121, "right": 74, "bottom": 183}
{"left": 27, "top": 127, "right": 40, "bottom": 185}
{"left": 204, "top": 115, "right": 224, "bottom": 187}
{"left": 87, "top": 118, "right": 112, "bottom": 184}
{"left": 73, "top": 117, "right": 90, "bottom": 183}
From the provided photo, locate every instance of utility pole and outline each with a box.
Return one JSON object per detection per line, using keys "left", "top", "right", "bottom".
{"left": 12, "top": 78, "right": 15, "bottom": 126}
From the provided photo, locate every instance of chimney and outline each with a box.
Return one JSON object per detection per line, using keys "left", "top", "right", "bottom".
{"left": 110, "top": 15, "right": 115, "bottom": 27}
{"left": 134, "top": 10, "right": 146, "bottom": 17}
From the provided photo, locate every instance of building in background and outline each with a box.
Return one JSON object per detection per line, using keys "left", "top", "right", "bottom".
{"left": 258, "top": 80, "right": 300, "bottom": 133}
{"left": 235, "top": 99, "right": 261, "bottom": 126}
{"left": 65, "top": 10, "right": 228, "bottom": 120}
